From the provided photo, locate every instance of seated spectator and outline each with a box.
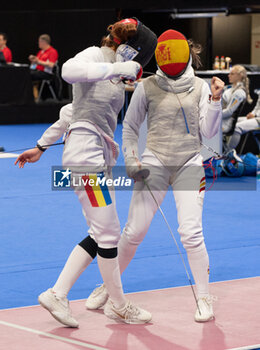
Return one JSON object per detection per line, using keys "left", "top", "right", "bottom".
{"left": 29, "top": 34, "right": 58, "bottom": 99}
{"left": 222, "top": 65, "right": 252, "bottom": 133}
{"left": 0, "top": 32, "right": 12, "bottom": 63}
{"left": 226, "top": 93, "right": 260, "bottom": 151}
{"left": 29, "top": 34, "right": 58, "bottom": 80}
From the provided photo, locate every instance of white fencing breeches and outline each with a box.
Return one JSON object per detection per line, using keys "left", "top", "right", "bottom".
{"left": 122, "top": 150, "right": 206, "bottom": 252}
{"left": 62, "top": 128, "right": 121, "bottom": 248}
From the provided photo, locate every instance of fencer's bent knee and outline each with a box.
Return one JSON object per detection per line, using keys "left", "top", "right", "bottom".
{"left": 181, "top": 233, "right": 204, "bottom": 251}
{"left": 122, "top": 223, "right": 146, "bottom": 245}
{"left": 179, "top": 224, "right": 205, "bottom": 251}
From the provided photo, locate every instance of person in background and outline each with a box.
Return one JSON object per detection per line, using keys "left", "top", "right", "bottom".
{"left": 222, "top": 65, "right": 252, "bottom": 133}
{"left": 29, "top": 34, "right": 58, "bottom": 99}
{"left": 0, "top": 32, "right": 12, "bottom": 63}
{"left": 29, "top": 34, "right": 58, "bottom": 80}
{"left": 226, "top": 92, "right": 260, "bottom": 151}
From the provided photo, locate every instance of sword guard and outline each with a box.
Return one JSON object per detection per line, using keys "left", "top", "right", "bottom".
{"left": 133, "top": 168, "right": 150, "bottom": 181}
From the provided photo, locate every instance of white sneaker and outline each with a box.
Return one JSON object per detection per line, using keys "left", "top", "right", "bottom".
{"left": 104, "top": 299, "right": 152, "bottom": 324}
{"left": 85, "top": 284, "right": 109, "bottom": 310}
{"left": 38, "top": 288, "right": 79, "bottom": 328}
{"left": 194, "top": 295, "right": 215, "bottom": 322}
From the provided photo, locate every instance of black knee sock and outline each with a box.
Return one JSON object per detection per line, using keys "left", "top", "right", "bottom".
{"left": 79, "top": 235, "right": 98, "bottom": 259}
{"left": 97, "top": 247, "right": 117, "bottom": 259}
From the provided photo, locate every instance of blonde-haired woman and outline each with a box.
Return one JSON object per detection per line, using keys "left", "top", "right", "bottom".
{"left": 222, "top": 64, "right": 252, "bottom": 133}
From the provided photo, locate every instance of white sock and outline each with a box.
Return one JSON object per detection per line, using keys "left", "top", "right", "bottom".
{"left": 186, "top": 245, "right": 210, "bottom": 299}
{"left": 53, "top": 245, "right": 93, "bottom": 298}
{"left": 118, "top": 233, "right": 138, "bottom": 274}
{"left": 97, "top": 254, "right": 126, "bottom": 309}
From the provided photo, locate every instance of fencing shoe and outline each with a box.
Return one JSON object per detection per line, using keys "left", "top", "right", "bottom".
{"left": 104, "top": 298, "right": 152, "bottom": 324}
{"left": 194, "top": 295, "right": 215, "bottom": 322}
{"left": 85, "top": 284, "right": 109, "bottom": 310}
{"left": 38, "top": 288, "right": 79, "bottom": 327}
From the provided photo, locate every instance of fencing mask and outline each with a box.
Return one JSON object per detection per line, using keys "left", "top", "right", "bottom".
{"left": 155, "top": 29, "right": 190, "bottom": 79}
{"left": 115, "top": 18, "right": 157, "bottom": 68}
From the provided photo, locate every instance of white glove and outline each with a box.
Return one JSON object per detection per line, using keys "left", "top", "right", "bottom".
{"left": 112, "top": 61, "right": 141, "bottom": 81}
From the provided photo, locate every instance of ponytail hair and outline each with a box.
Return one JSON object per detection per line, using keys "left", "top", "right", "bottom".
{"left": 101, "top": 20, "right": 137, "bottom": 51}
{"left": 232, "top": 65, "right": 253, "bottom": 104}
{"left": 188, "top": 39, "right": 202, "bottom": 69}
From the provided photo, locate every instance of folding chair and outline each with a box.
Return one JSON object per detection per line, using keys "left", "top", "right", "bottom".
{"left": 37, "top": 63, "right": 62, "bottom": 102}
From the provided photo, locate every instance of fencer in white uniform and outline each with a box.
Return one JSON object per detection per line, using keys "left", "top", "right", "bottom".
{"left": 222, "top": 65, "right": 252, "bottom": 133}
{"left": 86, "top": 29, "right": 225, "bottom": 323}
{"left": 15, "top": 18, "right": 157, "bottom": 326}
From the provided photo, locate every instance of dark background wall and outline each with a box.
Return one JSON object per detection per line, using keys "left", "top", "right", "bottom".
{"left": 212, "top": 14, "right": 252, "bottom": 65}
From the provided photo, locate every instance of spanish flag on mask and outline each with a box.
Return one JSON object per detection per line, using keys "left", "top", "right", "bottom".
{"left": 155, "top": 29, "right": 190, "bottom": 78}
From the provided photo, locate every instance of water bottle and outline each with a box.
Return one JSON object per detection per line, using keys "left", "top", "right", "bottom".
{"left": 213, "top": 56, "right": 220, "bottom": 70}
{"left": 257, "top": 158, "right": 260, "bottom": 181}
{"left": 220, "top": 56, "right": 225, "bottom": 70}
